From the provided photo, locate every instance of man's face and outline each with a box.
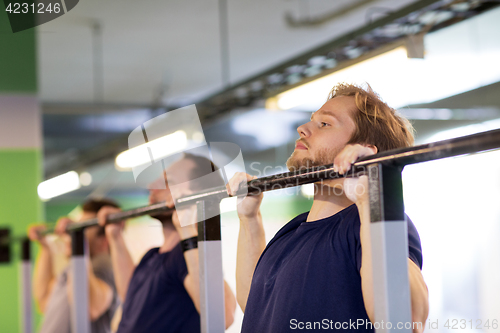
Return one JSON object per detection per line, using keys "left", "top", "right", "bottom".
{"left": 81, "top": 211, "right": 105, "bottom": 257}
{"left": 148, "top": 158, "right": 196, "bottom": 220}
{"left": 148, "top": 174, "right": 172, "bottom": 205}
{"left": 286, "top": 96, "right": 357, "bottom": 171}
{"left": 81, "top": 211, "right": 99, "bottom": 243}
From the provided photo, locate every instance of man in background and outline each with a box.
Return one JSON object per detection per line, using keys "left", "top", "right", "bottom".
{"left": 98, "top": 153, "right": 236, "bottom": 333}
{"left": 28, "top": 198, "right": 120, "bottom": 333}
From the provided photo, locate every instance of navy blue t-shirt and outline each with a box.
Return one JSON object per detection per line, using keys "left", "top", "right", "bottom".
{"left": 117, "top": 243, "right": 200, "bottom": 333}
{"left": 241, "top": 204, "right": 422, "bottom": 333}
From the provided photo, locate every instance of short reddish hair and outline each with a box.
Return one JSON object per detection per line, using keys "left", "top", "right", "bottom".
{"left": 328, "top": 83, "right": 414, "bottom": 152}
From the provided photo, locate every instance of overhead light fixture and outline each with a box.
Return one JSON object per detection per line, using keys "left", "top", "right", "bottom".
{"left": 267, "top": 46, "right": 412, "bottom": 111}
{"left": 38, "top": 171, "right": 81, "bottom": 200}
{"left": 115, "top": 130, "right": 188, "bottom": 169}
{"left": 267, "top": 41, "right": 500, "bottom": 111}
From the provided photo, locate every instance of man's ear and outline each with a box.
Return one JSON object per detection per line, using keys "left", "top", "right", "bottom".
{"left": 366, "top": 144, "right": 378, "bottom": 154}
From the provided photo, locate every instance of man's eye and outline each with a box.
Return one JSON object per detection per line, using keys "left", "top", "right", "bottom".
{"left": 320, "top": 122, "right": 329, "bottom": 127}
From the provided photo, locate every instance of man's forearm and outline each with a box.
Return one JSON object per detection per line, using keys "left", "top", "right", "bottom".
{"left": 182, "top": 247, "right": 201, "bottom": 313}
{"left": 224, "top": 281, "right": 236, "bottom": 328}
{"left": 357, "top": 202, "right": 375, "bottom": 322}
{"left": 183, "top": 250, "right": 237, "bottom": 329}
{"left": 178, "top": 223, "right": 203, "bottom": 313}
{"left": 65, "top": 259, "right": 113, "bottom": 321}
{"left": 177, "top": 209, "right": 236, "bottom": 329}
{"left": 409, "top": 260, "right": 429, "bottom": 332}
{"left": 108, "top": 234, "right": 135, "bottom": 302}
{"left": 33, "top": 246, "right": 55, "bottom": 312}
{"left": 358, "top": 202, "right": 429, "bottom": 332}
{"left": 87, "top": 265, "right": 113, "bottom": 321}
{"left": 236, "top": 212, "right": 266, "bottom": 312}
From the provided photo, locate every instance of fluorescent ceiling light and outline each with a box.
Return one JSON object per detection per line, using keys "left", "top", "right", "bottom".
{"left": 115, "top": 130, "right": 188, "bottom": 169}
{"left": 269, "top": 43, "right": 500, "bottom": 111}
{"left": 269, "top": 47, "right": 412, "bottom": 111}
{"left": 38, "top": 171, "right": 81, "bottom": 200}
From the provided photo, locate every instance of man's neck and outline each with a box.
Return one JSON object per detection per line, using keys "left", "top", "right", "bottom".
{"left": 307, "top": 180, "right": 354, "bottom": 222}
{"left": 159, "top": 223, "right": 180, "bottom": 254}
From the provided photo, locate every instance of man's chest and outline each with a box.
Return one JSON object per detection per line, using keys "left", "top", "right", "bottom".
{"left": 254, "top": 229, "right": 356, "bottom": 293}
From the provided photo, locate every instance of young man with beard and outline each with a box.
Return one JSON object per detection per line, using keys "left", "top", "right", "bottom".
{"left": 228, "top": 83, "right": 428, "bottom": 333}
{"left": 28, "top": 198, "right": 120, "bottom": 333}
{"left": 97, "top": 153, "right": 236, "bottom": 333}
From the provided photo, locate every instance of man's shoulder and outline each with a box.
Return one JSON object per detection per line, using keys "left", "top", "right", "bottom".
{"left": 136, "top": 247, "right": 161, "bottom": 265}
{"left": 273, "top": 212, "right": 309, "bottom": 238}
{"left": 133, "top": 245, "right": 184, "bottom": 275}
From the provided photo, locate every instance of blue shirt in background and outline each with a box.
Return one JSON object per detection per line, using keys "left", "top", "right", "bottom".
{"left": 117, "top": 243, "right": 200, "bottom": 333}
{"left": 241, "top": 204, "right": 422, "bottom": 333}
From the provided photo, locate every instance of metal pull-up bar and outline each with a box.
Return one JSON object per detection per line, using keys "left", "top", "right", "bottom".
{"left": 39, "top": 202, "right": 173, "bottom": 235}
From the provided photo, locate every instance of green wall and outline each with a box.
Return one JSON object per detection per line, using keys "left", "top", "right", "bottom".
{"left": 0, "top": 151, "right": 42, "bottom": 332}
{"left": 0, "top": 4, "right": 41, "bottom": 332}
{"left": 0, "top": 1, "right": 37, "bottom": 92}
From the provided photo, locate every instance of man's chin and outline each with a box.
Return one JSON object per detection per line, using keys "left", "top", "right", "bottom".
{"left": 287, "top": 158, "right": 316, "bottom": 172}
{"left": 287, "top": 157, "right": 332, "bottom": 173}
{"left": 287, "top": 147, "right": 337, "bottom": 172}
